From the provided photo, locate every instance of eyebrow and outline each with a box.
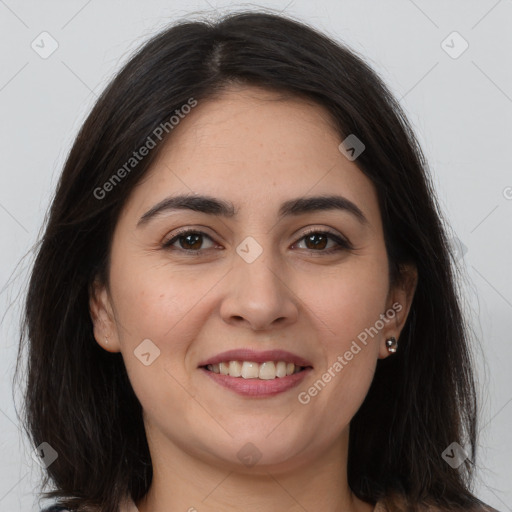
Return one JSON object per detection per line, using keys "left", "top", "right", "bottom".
{"left": 137, "top": 193, "right": 368, "bottom": 227}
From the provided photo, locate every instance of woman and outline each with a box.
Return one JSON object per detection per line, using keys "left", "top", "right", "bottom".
{"left": 16, "top": 10, "right": 499, "bottom": 512}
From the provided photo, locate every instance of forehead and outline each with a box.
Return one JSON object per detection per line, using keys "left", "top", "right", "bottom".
{"left": 122, "top": 85, "right": 381, "bottom": 228}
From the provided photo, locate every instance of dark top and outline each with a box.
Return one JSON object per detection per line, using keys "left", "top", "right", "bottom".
{"left": 40, "top": 498, "right": 502, "bottom": 512}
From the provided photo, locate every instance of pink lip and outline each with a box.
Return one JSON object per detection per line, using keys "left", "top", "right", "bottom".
{"left": 197, "top": 348, "right": 313, "bottom": 368}
{"left": 200, "top": 367, "right": 312, "bottom": 397}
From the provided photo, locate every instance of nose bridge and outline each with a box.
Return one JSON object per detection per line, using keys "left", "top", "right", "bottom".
{"left": 234, "top": 232, "right": 284, "bottom": 298}
{"left": 220, "top": 231, "right": 298, "bottom": 329}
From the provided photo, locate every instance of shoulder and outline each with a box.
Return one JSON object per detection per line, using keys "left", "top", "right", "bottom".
{"left": 374, "top": 497, "right": 502, "bottom": 512}
{"left": 40, "top": 496, "right": 137, "bottom": 512}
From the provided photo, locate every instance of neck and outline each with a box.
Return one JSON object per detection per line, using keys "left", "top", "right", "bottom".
{"left": 134, "top": 423, "right": 375, "bottom": 512}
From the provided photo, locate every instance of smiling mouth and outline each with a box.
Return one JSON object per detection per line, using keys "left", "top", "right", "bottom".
{"left": 202, "top": 361, "right": 309, "bottom": 380}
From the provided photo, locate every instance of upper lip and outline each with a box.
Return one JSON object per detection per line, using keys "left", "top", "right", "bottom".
{"left": 198, "top": 349, "right": 313, "bottom": 368}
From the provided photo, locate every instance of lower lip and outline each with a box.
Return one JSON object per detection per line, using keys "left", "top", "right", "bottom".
{"left": 200, "top": 367, "right": 312, "bottom": 397}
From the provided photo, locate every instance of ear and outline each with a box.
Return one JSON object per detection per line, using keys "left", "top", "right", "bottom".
{"left": 378, "top": 263, "right": 418, "bottom": 359}
{"left": 89, "top": 277, "right": 121, "bottom": 353}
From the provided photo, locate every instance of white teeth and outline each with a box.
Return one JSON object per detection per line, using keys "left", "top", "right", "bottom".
{"left": 229, "top": 360, "right": 242, "bottom": 377}
{"left": 259, "top": 361, "right": 276, "bottom": 380}
{"left": 206, "top": 360, "right": 305, "bottom": 379}
{"left": 276, "top": 361, "right": 287, "bottom": 378}
{"left": 241, "top": 361, "right": 259, "bottom": 379}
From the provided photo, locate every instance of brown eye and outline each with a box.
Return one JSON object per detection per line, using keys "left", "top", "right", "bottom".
{"left": 162, "top": 228, "right": 352, "bottom": 255}
{"left": 294, "top": 230, "right": 353, "bottom": 253}
{"left": 162, "top": 230, "right": 216, "bottom": 251}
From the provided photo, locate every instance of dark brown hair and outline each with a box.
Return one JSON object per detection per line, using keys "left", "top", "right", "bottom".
{"left": 15, "top": 10, "right": 490, "bottom": 512}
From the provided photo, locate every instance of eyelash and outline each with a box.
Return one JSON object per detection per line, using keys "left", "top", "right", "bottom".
{"left": 161, "top": 227, "right": 353, "bottom": 255}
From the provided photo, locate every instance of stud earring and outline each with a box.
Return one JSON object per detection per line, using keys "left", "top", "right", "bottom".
{"left": 105, "top": 336, "right": 109, "bottom": 345}
{"left": 385, "top": 337, "right": 398, "bottom": 353}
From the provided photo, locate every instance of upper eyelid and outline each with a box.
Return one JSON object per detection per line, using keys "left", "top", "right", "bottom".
{"left": 162, "top": 227, "right": 220, "bottom": 246}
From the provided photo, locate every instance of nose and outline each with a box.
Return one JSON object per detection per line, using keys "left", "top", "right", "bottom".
{"left": 219, "top": 241, "right": 299, "bottom": 332}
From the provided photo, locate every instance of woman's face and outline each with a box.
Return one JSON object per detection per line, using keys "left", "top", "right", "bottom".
{"left": 90, "top": 85, "right": 416, "bottom": 472}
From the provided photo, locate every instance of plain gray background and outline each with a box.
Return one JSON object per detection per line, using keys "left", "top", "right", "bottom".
{"left": 1, "top": 1, "right": 511, "bottom": 510}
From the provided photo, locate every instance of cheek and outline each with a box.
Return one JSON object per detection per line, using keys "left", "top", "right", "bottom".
{"left": 108, "top": 251, "right": 225, "bottom": 387}
{"left": 110, "top": 248, "right": 204, "bottom": 342}
{"left": 307, "top": 255, "right": 390, "bottom": 346}
{"left": 296, "top": 256, "right": 389, "bottom": 420}
{"left": 109, "top": 259, "right": 208, "bottom": 422}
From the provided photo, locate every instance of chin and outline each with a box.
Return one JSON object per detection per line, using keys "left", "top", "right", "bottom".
{"left": 210, "top": 430, "right": 313, "bottom": 472}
